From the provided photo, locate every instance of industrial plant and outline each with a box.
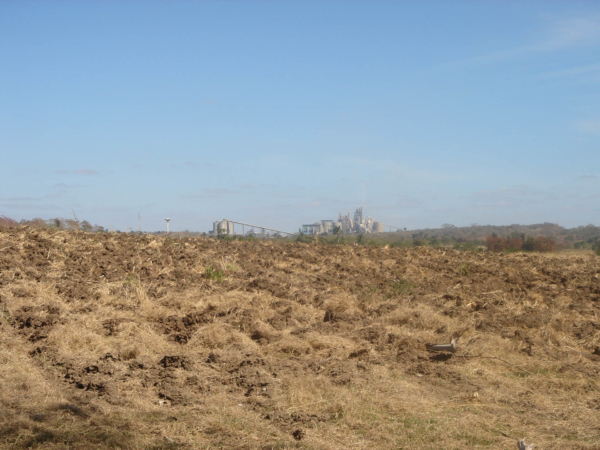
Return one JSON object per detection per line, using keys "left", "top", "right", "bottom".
{"left": 208, "top": 207, "right": 399, "bottom": 237}
{"left": 301, "top": 206, "right": 389, "bottom": 235}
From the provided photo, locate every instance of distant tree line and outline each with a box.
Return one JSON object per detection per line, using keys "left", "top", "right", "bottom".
{"left": 0, "top": 216, "right": 105, "bottom": 232}
{"left": 2, "top": 215, "right": 599, "bottom": 255}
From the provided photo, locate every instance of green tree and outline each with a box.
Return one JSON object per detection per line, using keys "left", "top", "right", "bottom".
{"left": 332, "top": 225, "right": 343, "bottom": 244}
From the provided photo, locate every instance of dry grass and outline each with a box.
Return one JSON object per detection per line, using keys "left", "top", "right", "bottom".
{"left": 0, "top": 228, "right": 599, "bottom": 449}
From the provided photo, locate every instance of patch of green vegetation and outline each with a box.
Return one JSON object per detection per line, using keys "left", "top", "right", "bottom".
{"left": 457, "top": 263, "right": 469, "bottom": 276}
{"left": 560, "top": 432, "right": 587, "bottom": 441}
{"left": 389, "top": 239, "right": 413, "bottom": 248}
{"left": 204, "top": 266, "right": 225, "bottom": 282}
{"left": 391, "top": 276, "right": 414, "bottom": 295}
{"left": 295, "top": 232, "right": 314, "bottom": 244}
{"left": 400, "top": 416, "right": 438, "bottom": 431}
{"left": 361, "top": 276, "right": 414, "bottom": 301}
{"left": 504, "top": 367, "right": 556, "bottom": 379}
{"left": 359, "top": 285, "right": 381, "bottom": 301}
{"left": 125, "top": 274, "right": 139, "bottom": 285}
{"left": 453, "top": 241, "right": 483, "bottom": 252}
{"left": 453, "top": 431, "right": 495, "bottom": 446}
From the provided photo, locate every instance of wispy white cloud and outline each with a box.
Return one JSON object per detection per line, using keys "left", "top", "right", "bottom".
{"left": 475, "top": 187, "right": 528, "bottom": 197}
{"left": 449, "top": 15, "right": 600, "bottom": 67}
{"left": 53, "top": 182, "right": 81, "bottom": 188}
{"left": 74, "top": 169, "right": 99, "bottom": 175}
{"left": 238, "top": 183, "right": 274, "bottom": 190}
{"left": 576, "top": 119, "right": 600, "bottom": 134}
{"left": 475, "top": 186, "right": 561, "bottom": 200}
{"left": 467, "top": 185, "right": 559, "bottom": 212}
{"left": 1, "top": 202, "right": 60, "bottom": 211}
{"left": 332, "top": 156, "right": 458, "bottom": 183}
{"left": 0, "top": 197, "right": 37, "bottom": 202}
{"left": 540, "top": 62, "right": 600, "bottom": 80}
{"left": 55, "top": 169, "right": 99, "bottom": 175}
{"left": 45, "top": 190, "right": 68, "bottom": 199}
{"left": 171, "top": 161, "right": 217, "bottom": 169}
{"left": 90, "top": 206, "right": 133, "bottom": 213}
{"left": 182, "top": 189, "right": 238, "bottom": 199}
{"left": 370, "top": 198, "right": 421, "bottom": 210}
{"left": 275, "top": 193, "right": 305, "bottom": 199}
{"left": 539, "top": 16, "right": 600, "bottom": 50}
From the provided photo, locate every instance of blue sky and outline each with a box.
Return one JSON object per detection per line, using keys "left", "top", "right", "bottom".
{"left": 1, "top": 1, "right": 599, "bottom": 232}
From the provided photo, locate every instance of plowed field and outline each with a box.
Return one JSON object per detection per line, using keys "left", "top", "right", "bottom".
{"left": 1, "top": 228, "right": 599, "bottom": 449}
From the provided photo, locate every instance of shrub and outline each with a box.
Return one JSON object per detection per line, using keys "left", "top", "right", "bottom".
{"left": 534, "top": 236, "right": 557, "bottom": 252}
{"left": 505, "top": 237, "right": 523, "bottom": 251}
{"left": 0, "top": 216, "right": 18, "bottom": 228}
{"left": 390, "top": 240, "right": 412, "bottom": 248}
{"left": 22, "top": 218, "right": 48, "bottom": 229}
{"left": 486, "top": 235, "right": 556, "bottom": 253}
{"left": 486, "top": 235, "right": 505, "bottom": 252}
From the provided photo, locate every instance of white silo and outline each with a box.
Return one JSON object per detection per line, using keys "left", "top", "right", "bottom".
{"left": 217, "top": 220, "right": 228, "bottom": 235}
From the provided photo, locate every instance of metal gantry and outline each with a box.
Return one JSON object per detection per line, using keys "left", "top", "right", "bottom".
{"left": 218, "top": 219, "right": 296, "bottom": 237}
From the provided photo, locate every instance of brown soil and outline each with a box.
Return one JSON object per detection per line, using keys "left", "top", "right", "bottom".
{"left": 0, "top": 228, "right": 599, "bottom": 449}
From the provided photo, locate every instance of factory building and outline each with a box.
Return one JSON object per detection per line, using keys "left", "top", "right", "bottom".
{"left": 212, "top": 220, "right": 234, "bottom": 236}
{"left": 301, "top": 207, "right": 384, "bottom": 235}
{"left": 208, "top": 208, "right": 392, "bottom": 238}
